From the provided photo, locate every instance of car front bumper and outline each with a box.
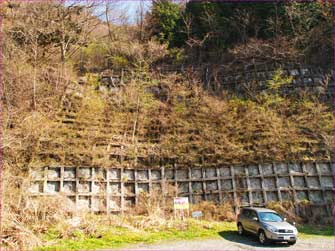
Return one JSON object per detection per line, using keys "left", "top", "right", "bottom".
{"left": 264, "top": 230, "right": 297, "bottom": 242}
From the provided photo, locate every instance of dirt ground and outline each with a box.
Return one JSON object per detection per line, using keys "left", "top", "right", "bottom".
{"left": 118, "top": 234, "right": 334, "bottom": 250}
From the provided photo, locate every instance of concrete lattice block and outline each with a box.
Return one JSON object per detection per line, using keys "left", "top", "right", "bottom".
{"left": 288, "top": 163, "right": 302, "bottom": 173}
{"left": 64, "top": 168, "right": 76, "bottom": 179}
{"left": 109, "top": 169, "right": 120, "bottom": 179}
{"left": 109, "top": 197, "right": 121, "bottom": 210}
{"left": 176, "top": 169, "right": 188, "bottom": 180}
{"left": 123, "top": 170, "right": 134, "bottom": 181}
{"left": 248, "top": 166, "right": 259, "bottom": 176}
{"left": 306, "top": 177, "right": 319, "bottom": 188}
{"left": 94, "top": 168, "right": 106, "bottom": 180}
{"left": 164, "top": 169, "right": 174, "bottom": 179}
{"left": 320, "top": 177, "right": 333, "bottom": 187}
{"left": 206, "top": 181, "right": 218, "bottom": 191}
{"left": 250, "top": 178, "right": 262, "bottom": 189}
{"left": 278, "top": 177, "right": 290, "bottom": 187}
{"left": 252, "top": 192, "right": 264, "bottom": 204}
{"left": 207, "top": 194, "right": 219, "bottom": 203}
{"left": 92, "top": 182, "right": 105, "bottom": 193}
{"left": 78, "top": 196, "right": 90, "bottom": 210}
{"left": 234, "top": 166, "right": 245, "bottom": 175}
{"left": 294, "top": 177, "right": 306, "bottom": 187}
{"left": 92, "top": 198, "right": 105, "bottom": 211}
{"left": 303, "top": 78, "right": 313, "bottom": 84}
{"left": 47, "top": 167, "right": 60, "bottom": 179}
{"left": 78, "top": 168, "right": 91, "bottom": 179}
{"left": 275, "top": 163, "right": 288, "bottom": 174}
{"left": 221, "top": 180, "right": 232, "bottom": 190}
{"left": 289, "top": 69, "right": 299, "bottom": 76}
{"left": 301, "top": 68, "right": 310, "bottom": 76}
{"left": 262, "top": 164, "right": 274, "bottom": 175}
{"left": 296, "top": 191, "right": 308, "bottom": 201}
{"left": 63, "top": 181, "right": 76, "bottom": 193}
{"left": 219, "top": 167, "right": 230, "bottom": 177}
{"left": 235, "top": 177, "right": 247, "bottom": 189}
{"left": 193, "top": 194, "right": 204, "bottom": 203}
{"left": 324, "top": 191, "right": 333, "bottom": 202}
{"left": 266, "top": 192, "right": 278, "bottom": 201}
{"left": 78, "top": 181, "right": 91, "bottom": 193}
{"left": 138, "top": 183, "right": 149, "bottom": 193}
{"left": 313, "top": 77, "right": 323, "bottom": 84}
{"left": 46, "top": 181, "right": 60, "bottom": 193}
{"left": 205, "top": 168, "right": 216, "bottom": 178}
{"left": 319, "top": 163, "right": 331, "bottom": 174}
{"left": 64, "top": 196, "right": 76, "bottom": 211}
{"left": 309, "top": 191, "right": 323, "bottom": 203}
{"left": 124, "top": 183, "right": 135, "bottom": 195}
{"left": 31, "top": 168, "right": 44, "bottom": 180}
{"left": 192, "top": 182, "right": 203, "bottom": 193}
{"left": 281, "top": 191, "right": 293, "bottom": 201}
{"left": 240, "top": 193, "right": 249, "bottom": 203}
{"left": 304, "top": 163, "right": 317, "bottom": 174}
{"left": 191, "top": 169, "right": 202, "bottom": 179}
{"left": 222, "top": 192, "right": 233, "bottom": 202}
{"left": 178, "top": 182, "right": 188, "bottom": 193}
{"left": 109, "top": 183, "right": 120, "bottom": 194}
{"left": 125, "top": 197, "right": 135, "bottom": 208}
{"left": 29, "top": 182, "right": 43, "bottom": 193}
{"left": 152, "top": 183, "right": 161, "bottom": 192}
{"left": 137, "top": 170, "right": 148, "bottom": 180}
{"left": 151, "top": 170, "right": 161, "bottom": 180}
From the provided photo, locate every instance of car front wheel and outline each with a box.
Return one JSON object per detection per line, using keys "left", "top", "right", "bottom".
{"left": 258, "top": 230, "right": 269, "bottom": 245}
{"left": 237, "top": 223, "right": 244, "bottom": 235}
{"left": 288, "top": 240, "right": 296, "bottom": 245}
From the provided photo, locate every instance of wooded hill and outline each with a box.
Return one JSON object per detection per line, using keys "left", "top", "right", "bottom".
{"left": 2, "top": 1, "right": 333, "bottom": 172}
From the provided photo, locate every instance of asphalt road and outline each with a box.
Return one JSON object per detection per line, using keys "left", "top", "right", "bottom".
{"left": 118, "top": 233, "right": 334, "bottom": 250}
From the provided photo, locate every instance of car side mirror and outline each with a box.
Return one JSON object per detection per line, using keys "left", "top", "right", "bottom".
{"left": 252, "top": 217, "right": 258, "bottom": 221}
{"left": 283, "top": 217, "right": 287, "bottom": 222}
{"left": 293, "top": 222, "right": 296, "bottom": 226}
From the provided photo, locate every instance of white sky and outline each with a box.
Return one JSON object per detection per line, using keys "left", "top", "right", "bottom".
{"left": 68, "top": 0, "right": 152, "bottom": 24}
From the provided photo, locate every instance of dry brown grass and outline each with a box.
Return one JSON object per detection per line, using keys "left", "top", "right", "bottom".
{"left": 191, "top": 201, "right": 236, "bottom": 222}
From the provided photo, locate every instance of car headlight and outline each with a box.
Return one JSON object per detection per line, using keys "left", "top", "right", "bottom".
{"left": 264, "top": 224, "right": 278, "bottom": 233}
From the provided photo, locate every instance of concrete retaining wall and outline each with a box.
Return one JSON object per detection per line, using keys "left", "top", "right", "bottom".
{"left": 29, "top": 162, "right": 334, "bottom": 216}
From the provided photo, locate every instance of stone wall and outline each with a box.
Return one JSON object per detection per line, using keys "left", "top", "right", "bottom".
{"left": 156, "top": 63, "right": 334, "bottom": 101}
{"left": 29, "top": 162, "right": 334, "bottom": 216}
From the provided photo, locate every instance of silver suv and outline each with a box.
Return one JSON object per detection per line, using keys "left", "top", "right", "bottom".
{"left": 237, "top": 207, "right": 298, "bottom": 245}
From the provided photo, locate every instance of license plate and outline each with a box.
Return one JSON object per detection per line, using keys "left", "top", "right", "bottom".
{"left": 283, "top": 236, "right": 290, "bottom": 240}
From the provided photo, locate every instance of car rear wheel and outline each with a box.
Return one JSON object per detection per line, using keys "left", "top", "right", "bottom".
{"left": 258, "top": 230, "right": 268, "bottom": 245}
{"left": 237, "top": 223, "right": 244, "bottom": 235}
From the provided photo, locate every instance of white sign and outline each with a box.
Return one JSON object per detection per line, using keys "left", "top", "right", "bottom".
{"left": 174, "top": 197, "right": 189, "bottom": 210}
{"left": 192, "top": 211, "right": 203, "bottom": 218}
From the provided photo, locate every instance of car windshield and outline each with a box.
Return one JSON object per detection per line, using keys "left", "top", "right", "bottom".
{"left": 259, "top": 212, "right": 283, "bottom": 222}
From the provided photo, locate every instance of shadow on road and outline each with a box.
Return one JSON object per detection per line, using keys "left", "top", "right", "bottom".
{"left": 218, "top": 231, "right": 291, "bottom": 248}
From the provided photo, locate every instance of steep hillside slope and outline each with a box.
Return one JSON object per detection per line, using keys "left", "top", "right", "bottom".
{"left": 31, "top": 72, "right": 333, "bottom": 169}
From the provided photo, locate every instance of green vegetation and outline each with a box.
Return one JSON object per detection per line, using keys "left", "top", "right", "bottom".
{"left": 39, "top": 220, "right": 333, "bottom": 251}
{"left": 1, "top": 1, "right": 333, "bottom": 250}
{"left": 298, "top": 225, "right": 334, "bottom": 238}
{"left": 146, "top": 1, "right": 333, "bottom": 66}
{"left": 40, "top": 220, "right": 235, "bottom": 251}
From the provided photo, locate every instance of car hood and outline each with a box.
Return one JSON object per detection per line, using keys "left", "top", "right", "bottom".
{"left": 263, "top": 221, "right": 296, "bottom": 230}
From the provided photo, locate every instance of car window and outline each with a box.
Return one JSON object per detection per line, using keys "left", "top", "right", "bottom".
{"left": 259, "top": 212, "right": 283, "bottom": 222}
{"left": 249, "top": 210, "right": 257, "bottom": 219}
{"left": 241, "top": 209, "right": 250, "bottom": 218}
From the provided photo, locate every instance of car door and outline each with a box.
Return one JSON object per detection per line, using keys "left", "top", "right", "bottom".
{"left": 241, "top": 209, "right": 252, "bottom": 232}
{"left": 248, "top": 210, "right": 259, "bottom": 234}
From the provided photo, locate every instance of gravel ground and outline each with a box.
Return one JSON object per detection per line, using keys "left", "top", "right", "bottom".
{"left": 118, "top": 234, "right": 334, "bottom": 251}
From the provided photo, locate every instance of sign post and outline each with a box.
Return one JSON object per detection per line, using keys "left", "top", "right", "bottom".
{"left": 173, "top": 197, "right": 189, "bottom": 220}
